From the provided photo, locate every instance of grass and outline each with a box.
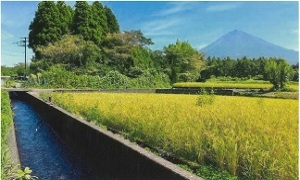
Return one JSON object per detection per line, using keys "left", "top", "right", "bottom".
{"left": 42, "top": 92, "right": 298, "bottom": 179}
{"left": 261, "top": 91, "right": 299, "bottom": 99}
{"left": 173, "top": 82, "right": 298, "bottom": 91}
{"left": 173, "top": 82, "right": 273, "bottom": 89}
{"left": 1, "top": 90, "right": 17, "bottom": 179}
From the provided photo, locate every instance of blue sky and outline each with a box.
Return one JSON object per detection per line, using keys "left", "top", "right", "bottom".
{"left": 1, "top": 1, "right": 299, "bottom": 67}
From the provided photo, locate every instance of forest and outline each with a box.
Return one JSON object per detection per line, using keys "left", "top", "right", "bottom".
{"left": 1, "top": 1, "right": 298, "bottom": 90}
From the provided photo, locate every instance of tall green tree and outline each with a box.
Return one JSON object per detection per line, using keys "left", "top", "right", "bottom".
{"left": 104, "top": 6, "right": 120, "bottom": 34}
{"left": 92, "top": 2, "right": 109, "bottom": 36}
{"left": 150, "top": 50, "right": 167, "bottom": 71}
{"left": 29, "top": 1, "right": 61, "bottom": 53}
{"left": 72, "top": 1, "right": 91, "bottom": 41}
{"left": 101, "top": 30, "right": 154, "bottom": 73}
{"left": 164, "top": 40, "right": 204, "bottom": 83}
{"left": 291, "top": 62, "right": 299, "bottom": 81}
{"left": 57, "top": 1, "right": 73, "bottom": 35}
{"left": 89, "top": 2, "right": 108, "bottom": 46}
{"left": 131, "top": 46, "right": 154, "bottom": 69}
{"left": 265, "top": 59, "right": 294, "bottom": 89}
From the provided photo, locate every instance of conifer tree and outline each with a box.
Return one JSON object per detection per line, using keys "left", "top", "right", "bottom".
{"left": 57, "top": 1, "right": 73, "bottom": 35}
{"left": 104, "top": 6, "right": 120, "bottom": 34}
{"left": 72, "top": 1, "right": 91, "bottom": 41}
{"left": 28, "top": 1, "right": 61, "bottom": 53}
{"left": 90, "top": 1, "right": 109, "bottom": 46}
{"left": 92, "top": 2, "right": 109, "bottom": 35}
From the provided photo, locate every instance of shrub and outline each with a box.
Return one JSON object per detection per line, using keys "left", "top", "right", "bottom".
{"left": 196, "top": 89, "right": 215, "bottom": 107}
{"left": 101, "top": 70, "right": 129, "bottom": 89}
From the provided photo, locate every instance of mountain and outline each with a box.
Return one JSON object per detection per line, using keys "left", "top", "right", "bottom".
{"left": 200, "top": 30, "right": 299, "bottom": 64}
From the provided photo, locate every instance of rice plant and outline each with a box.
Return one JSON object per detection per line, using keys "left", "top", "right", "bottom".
{"left": 44, "top": 92, "right": 298, "bottom": 179}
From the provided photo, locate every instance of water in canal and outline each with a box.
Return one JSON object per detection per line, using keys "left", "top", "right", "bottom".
{"left": 12, "top": 100, "right": 100, "bottom": 179}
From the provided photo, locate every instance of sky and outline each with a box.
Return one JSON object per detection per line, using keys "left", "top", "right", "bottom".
{"left": 1, "top": 1, "right": 299, "bottom": 67}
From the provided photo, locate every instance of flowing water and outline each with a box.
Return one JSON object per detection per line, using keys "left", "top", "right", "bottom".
{"left": 12, "top": 100, "right": 101, "bottom": 179}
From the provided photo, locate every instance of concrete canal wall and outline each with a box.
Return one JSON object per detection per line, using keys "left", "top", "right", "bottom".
{"left": 9, "top": 91, "right": 200, "bottom": 180}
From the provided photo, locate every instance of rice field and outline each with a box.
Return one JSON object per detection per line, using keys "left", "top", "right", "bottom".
{"left": 173, "top": 82, "right": 299, "bottom": 91}
{"left": 43, "top": 92, "right": 298, "bottom": 179}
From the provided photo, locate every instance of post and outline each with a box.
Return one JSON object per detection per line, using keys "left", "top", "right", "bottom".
{"left": 14, "top": 37, "right": 28, "bottom": 80}
{"left": 24, "top": 37, "right": 27, "bottom": 80}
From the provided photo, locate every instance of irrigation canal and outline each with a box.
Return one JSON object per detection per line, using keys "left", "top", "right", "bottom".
{"left": 12, "top": 100, "right": 100, "bottom": 179}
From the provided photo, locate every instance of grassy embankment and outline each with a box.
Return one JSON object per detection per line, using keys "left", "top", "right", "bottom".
{"left": 41, "top": 92, "right": 298, "bottom": 179}
{"left": 1, "top": 90, "right": 16, "bottom": 179}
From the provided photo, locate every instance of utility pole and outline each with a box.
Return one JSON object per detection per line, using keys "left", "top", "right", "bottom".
{"left": 15, "top": 37, "right": 28, "bottom": 80}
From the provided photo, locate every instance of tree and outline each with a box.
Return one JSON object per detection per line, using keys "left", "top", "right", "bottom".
{"left": 1, "top": 63, "right": 29, "bottom": 77}
{"left": 291, "top": 62, "right": 299, "bottom": 81}
{"left": 84, "top": 1, "right": 109, "bottom": 46}
{"left": 35, "top": 35, "right": 102, "bottom": 72}
{"left": 72, "top": 1, "right": 91, "bottom": 41}
{"left": 29, "top": 1, "right": 62, "bottom": 53}
{"left": 57, "top": 1, "right": 73, "bottom": 35}
{"left": 220, "top": 57, "right": 235, "bottom": 77}
{"left": 235, "top": 57, "right": 253, "bottom": 77}
{"left": 164, "top": 40, "right": 204, "bottom": 83}
{"left": 131, "top": 46, "right": 154, "bottom": 70}
{"left": 91, "top": 2, "right": 109, "bottom": 38}
{"left": 265, "top": 59, "right": 294, "bottom": 89}
{"left": 101, "top": 30, "right": 154, "bottom": 73}
{"left": 104, "top": 6, "right": 120, "bottom": 34}
{"left": 1, "top": 66, "right": 14, "bottom": 76}
{"left": 123, "top": 30, "right": 153, "bottom": 47}
{"left": 101, "top": 33, "right": 132, "bottom": 73}
{"left": 72, "top": 2, "right": 115, "bottom": 46}
{"left": 150, "top": 50, "right": 166, "bottom": 71}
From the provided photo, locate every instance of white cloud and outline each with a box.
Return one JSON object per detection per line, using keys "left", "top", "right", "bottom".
{"left": 154, "top": 2, "right": 195, "bottom": 16}
{"left": 147, "top": 19, "right": 180, "bottom": 31}
{"left": 145, "top": 30, "right": 176, "bottom": 37}
{"left": 142, "top": 18, "right": 182, "bottom": 37}
{"left": 206, "top": 4, "right": 239, "bottom": 12}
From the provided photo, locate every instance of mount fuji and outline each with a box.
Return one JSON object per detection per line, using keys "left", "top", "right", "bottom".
{"left": 200, "top": 30, "right": 298, "bottom": 64}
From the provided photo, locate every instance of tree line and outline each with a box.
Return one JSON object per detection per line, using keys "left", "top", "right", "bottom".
{"left": 200, "top": 56, "right": 298, "bottom": 89}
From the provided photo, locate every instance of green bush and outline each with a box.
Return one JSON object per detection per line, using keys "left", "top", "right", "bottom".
{"left": 196, "top": 165, "right": 237, "bottom": 180}
{"left": 101, "top": 70, "right": 129, "bottom": 89}
{"left": 25, "top": 64, "right": 171, "bottom": 89}
{"left": 196, "top": 89, "right": 215, "bottom": 107}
